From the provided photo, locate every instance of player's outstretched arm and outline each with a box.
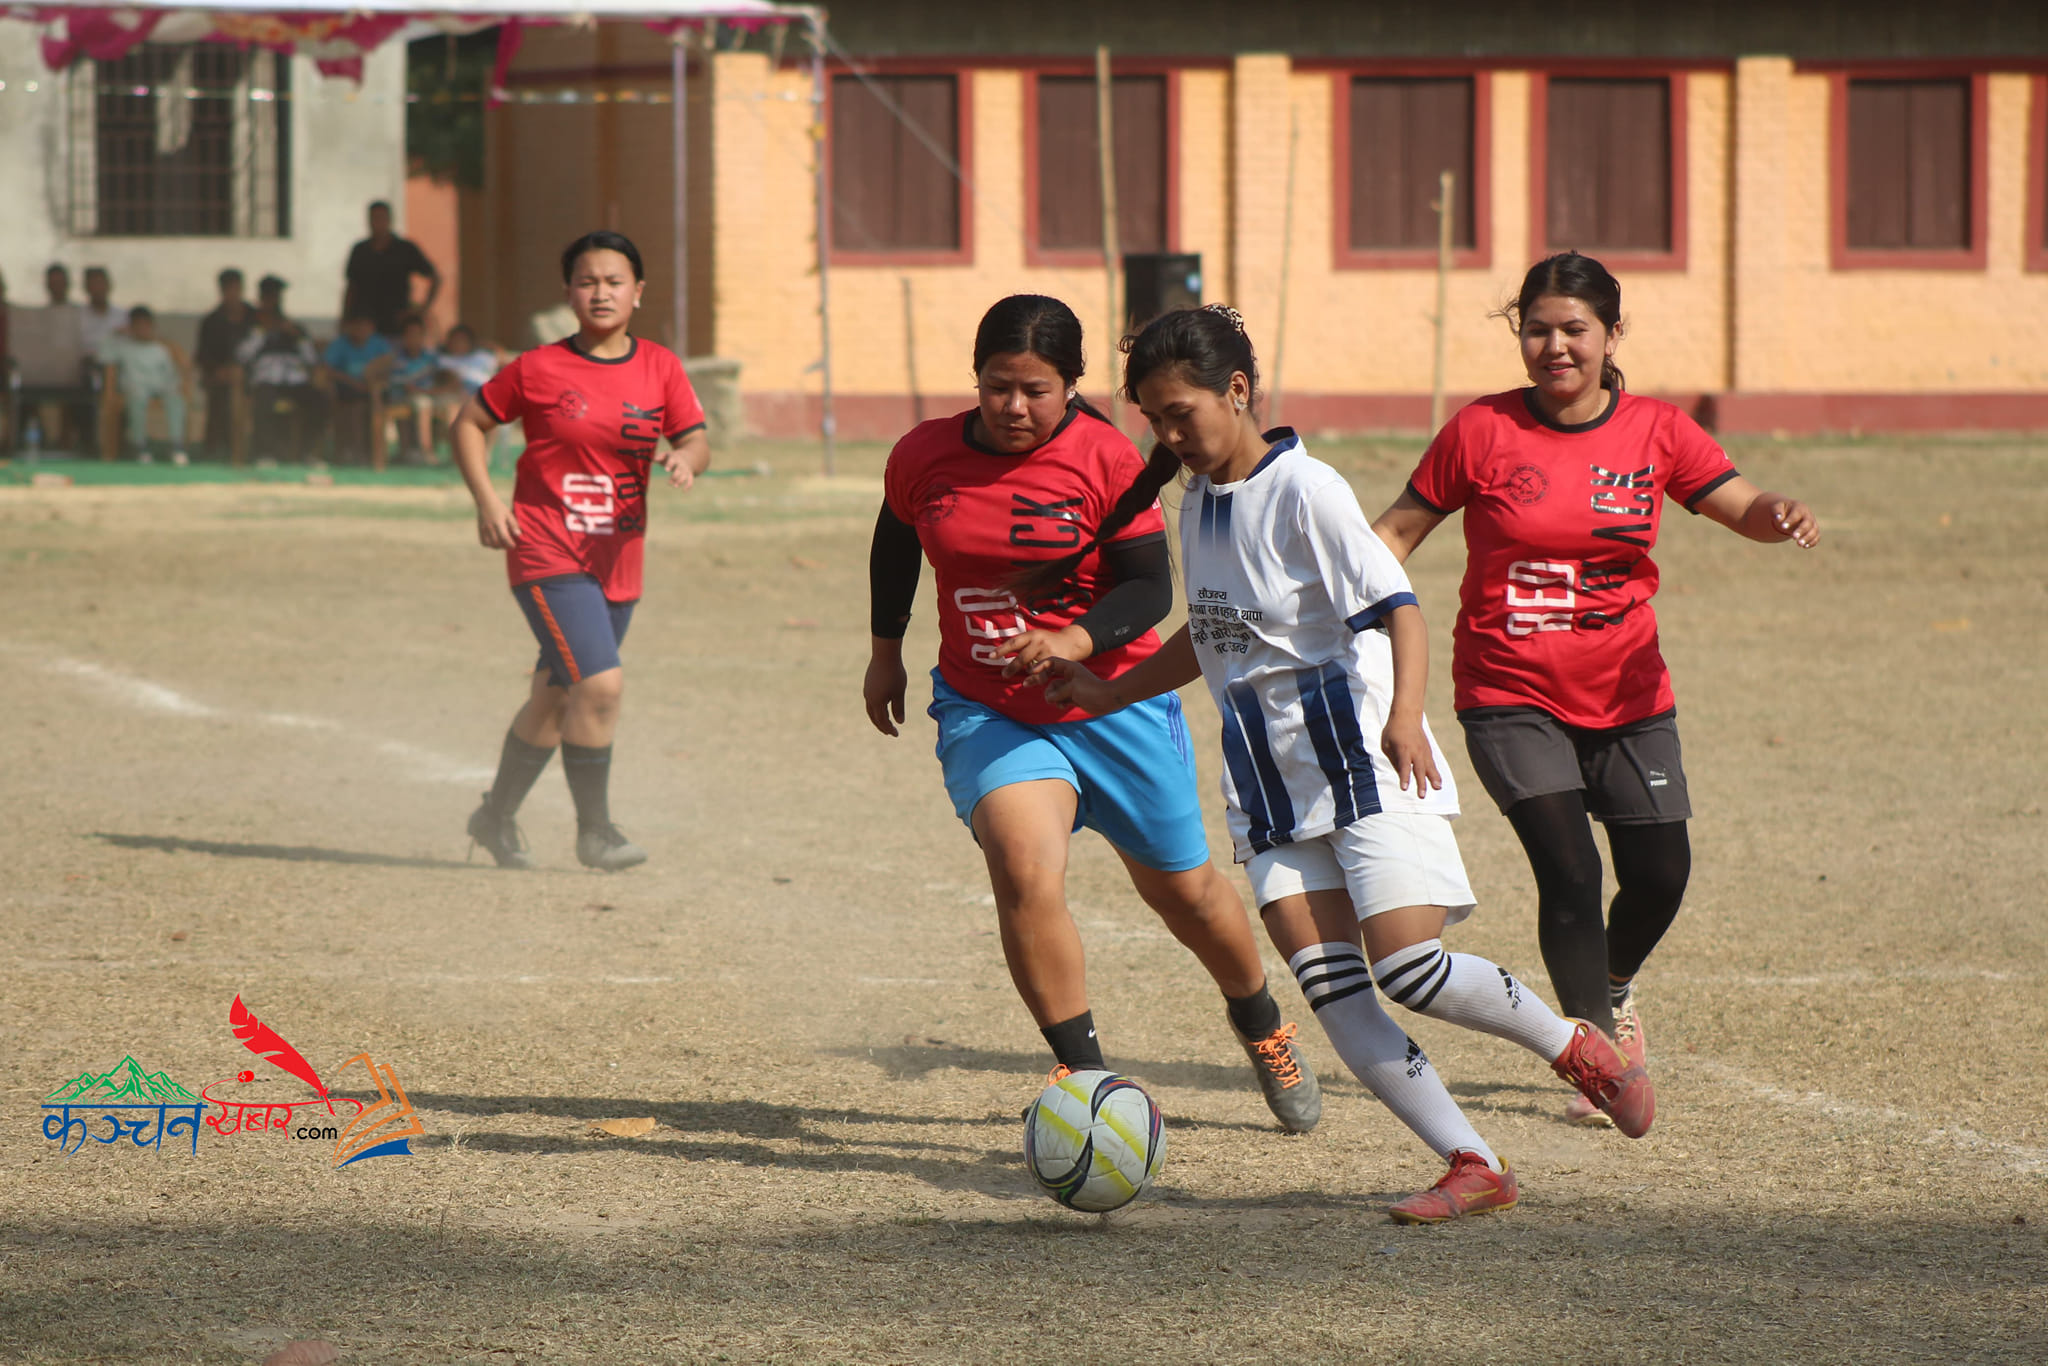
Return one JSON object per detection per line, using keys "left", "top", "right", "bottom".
{"left": 1043, "top": 625, "right": 1200, "bottom": 715}
{"left": 1380, "top": 603, "right": 1444, "bottom": 794}
{"left": 450, "top": 398, "right": 516, "bottom": 549}
{"left": 1695, "top": 476, "right": 1820, "bottom": 548}
{"left": 1371, "top": 489, "right": 1450, "bottom": 564}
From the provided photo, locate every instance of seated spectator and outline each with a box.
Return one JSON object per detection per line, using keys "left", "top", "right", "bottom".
{"left": 320, "top": 313, "right": 393, "bottom": 465}
{"left": 97, "top": 306, "right": 191, "bottom": 464}
{"left": 33, "top": 263, "right": 88, "bottom": 449}
{"left": 78, "top": 267, "right": 123, "bottom": 359}
{"left": 433, "top": 323, "right": 501, "bottom": 417}
{"left": 382, "top": 314, "right": 441, "bottom": 463}
{"left": 235, "top": 275, "right": 323, "bottom": 463}
{"left": 196, "top": 268, "right": 255, "bottom": 460}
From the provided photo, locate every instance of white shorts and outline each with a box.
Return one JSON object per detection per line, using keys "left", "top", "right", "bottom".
{"left": 1244, "top": 812, "right": 1476, "bottom": 925}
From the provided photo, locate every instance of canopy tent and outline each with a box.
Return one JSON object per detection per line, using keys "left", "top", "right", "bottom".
{"left": 18, "top": 0, "right": 841, "bottom": 467}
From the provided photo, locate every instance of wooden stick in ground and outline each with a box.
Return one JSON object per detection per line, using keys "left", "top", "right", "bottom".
{"left": 1095, "top": 44, "right": 1120, "bottom": 428}
{"left": 1430, "top": 168, "right": 1455, "bottom": 436}
{"left": 1269, "top": 101, "right": 1300, "bottom": 429}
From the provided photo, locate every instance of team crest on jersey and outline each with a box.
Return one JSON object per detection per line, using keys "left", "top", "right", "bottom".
{"left": 553, "top": 390, "right": 591, "bottom": 422}
{"left": 918, "top": 488, "right": 960, "bottom": 528}
{"left": 1505, "top": 464, "right": 1549, "bottom": 505}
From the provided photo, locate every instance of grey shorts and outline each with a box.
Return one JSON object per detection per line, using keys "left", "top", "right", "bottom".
{"left": 1458, "top": 706, "right": 1690, "bottom": 825}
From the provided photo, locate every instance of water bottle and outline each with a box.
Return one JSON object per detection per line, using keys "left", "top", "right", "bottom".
{"left": 23, "top": 415, "right": 42, "bottom": 457}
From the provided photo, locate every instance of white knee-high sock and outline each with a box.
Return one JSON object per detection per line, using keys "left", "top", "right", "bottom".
{"left": 1288, "top": 942, "right": 1498, "bottom": 1171}
{"left": 1371, "top": 939, "right": 1577, "bottom": 1062}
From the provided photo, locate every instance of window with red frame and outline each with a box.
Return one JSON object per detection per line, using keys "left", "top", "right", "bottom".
{"left": 1348, "top": 77, "right": 1475, "bottom": 250}
{"left": 1035, "top": 75, "right": 1167, "bottom": 254}
{"left": 1845, "top": 78, "right": 1969, "bottom": 251}
{"left": 1544, "top": 77, "right": 1671, "bottom": 253}
{"left": 830, "top": 73, "right": 961, "bottom": 254}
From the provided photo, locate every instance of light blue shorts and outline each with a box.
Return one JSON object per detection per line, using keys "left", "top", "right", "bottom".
{"left": 927, "top": 669, "right": 1213, "bottom": 873}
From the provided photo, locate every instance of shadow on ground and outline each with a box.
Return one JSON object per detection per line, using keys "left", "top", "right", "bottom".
{"left": 0, "top": 1206, "right": 2038, "bottom": 1363}
{"left": 95, "top": 831, "right": 480, "bottom": 872}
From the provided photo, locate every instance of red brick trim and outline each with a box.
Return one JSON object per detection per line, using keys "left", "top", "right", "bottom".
{"left": 825, "top": 65, "right": 976, "bottom": 268}
{"left": 1827, "top": 70, "right": 1990, "bottom": 272}
{"left": 1022, "top": 68, "right": 1181, "bottom": 269}
{"left": 1711, "top": 392, "right": 2048, "bottom": 434}
{"left": 1529, "top": 68, "right": 1690, "bottom": 273}
{"left": 1329, "top": 69, "right": 1493, "bottom": 272}
{"left": 740, "top": 390, "right": 2048, "bottom": 440}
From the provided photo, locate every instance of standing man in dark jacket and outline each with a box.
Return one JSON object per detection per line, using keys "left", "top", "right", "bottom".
{"left": 342, "top": 201, "right": 439, "bottom": 339}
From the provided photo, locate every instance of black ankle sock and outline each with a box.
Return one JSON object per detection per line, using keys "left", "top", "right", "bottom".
{"left": 1040, "top": 1011, "right": 1105, "bottom": 1072}
{"left": 1609, "top": 977, "right": 1634, "bottom": 1010}
{"left": 488, "top": 728, "right": 555, "bottom": 815}
{"left": 561, "top": 742, "right": 613, "bottom": 834}
{"left": 1225, "top": 984, "right": 1283, "bottom": 1040}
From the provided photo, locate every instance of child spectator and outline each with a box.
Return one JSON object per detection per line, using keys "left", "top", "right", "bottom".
{"left": 97, "top": 306, "right": 191, "bottom": 463}
{"left": 321, "top": 313, "right": 393, "bottom": 464}
{"left": 434, "top": 322, "right": 503, "bottom": 436}
{"left": 383, "top": 314, "right": 441, "bottom": 463}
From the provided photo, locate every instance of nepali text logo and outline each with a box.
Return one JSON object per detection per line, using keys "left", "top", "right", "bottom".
{"left": 43, "top": 1056, "right": 205, "bottom": 1156}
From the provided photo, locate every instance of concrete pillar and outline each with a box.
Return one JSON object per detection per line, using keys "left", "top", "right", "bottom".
{"left": 1730, "top": 56, "right": 1794, "bottom": 395}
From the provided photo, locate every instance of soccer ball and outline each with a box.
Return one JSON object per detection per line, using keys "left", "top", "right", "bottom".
{"left": 1022, "top": 1070, "right": 1166, "bottom": 1212}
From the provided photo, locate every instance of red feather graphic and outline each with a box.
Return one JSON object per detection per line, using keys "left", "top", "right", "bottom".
{"left": 229, "top": 995, "right": 333, "bottom": 1111}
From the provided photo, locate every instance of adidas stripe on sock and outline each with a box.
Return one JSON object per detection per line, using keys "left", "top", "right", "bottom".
{"left": 1371, "top": 938, "right": 1577, "bottom": 1062}
{"left": 1289, "top": 942, "right": 1499, "bottom": 1171}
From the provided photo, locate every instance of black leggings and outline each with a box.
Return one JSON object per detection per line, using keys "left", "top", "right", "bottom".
{"left": 1503, "top": 791, "right": 1691, "bottom": 1036}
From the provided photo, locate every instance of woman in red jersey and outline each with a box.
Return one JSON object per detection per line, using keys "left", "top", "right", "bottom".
{"left": 864, "top": 295, "right": 1319, "bottom": 1128}
{"left": 1373, "top": 253, "right": 1819, "bottom": 1126}
{"left": 452, "top": 230, "right": 709, "bottom": 872}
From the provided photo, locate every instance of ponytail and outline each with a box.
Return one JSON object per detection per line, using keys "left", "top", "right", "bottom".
{"left": 1009, "top": 439, "right": 1181, "bottom": 604}
{"left": 1601, "top": 358, "right": 1627, "bottom": 392}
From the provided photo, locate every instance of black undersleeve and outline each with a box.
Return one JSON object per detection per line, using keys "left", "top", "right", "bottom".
{"left": 1071, "top": 533, "right": 1171, "bottom": 653}
{"left": 868, "top": 503, "right": 923, "bottom": 639}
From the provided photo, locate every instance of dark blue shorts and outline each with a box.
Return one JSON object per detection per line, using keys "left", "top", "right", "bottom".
{"left": 514, "top": 574, "right": 636, "bottom": 687}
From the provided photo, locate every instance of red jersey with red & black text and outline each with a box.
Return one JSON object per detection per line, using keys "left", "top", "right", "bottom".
{"left": 1407, "top": 389, "right": 1739, "bottom": 729}
{"left": 479, "top": 337, "right": 706, "bottom": 601}
{"left": 884, "top": 407, "right": 1165, "bottom": 726}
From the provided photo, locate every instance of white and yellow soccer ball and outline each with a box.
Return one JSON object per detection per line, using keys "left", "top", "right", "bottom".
{"left": 1022, "top": 1069, "right": 1166, "bottom": 1212}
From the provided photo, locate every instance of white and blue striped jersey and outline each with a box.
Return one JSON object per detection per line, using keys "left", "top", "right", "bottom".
{"left": 1181, "top": 429, "right": 1460, "bottom": 861}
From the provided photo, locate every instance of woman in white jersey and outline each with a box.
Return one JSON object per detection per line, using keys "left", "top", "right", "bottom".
{"left": 1040, "top": 307, "right": 1647, "bottom": 1222}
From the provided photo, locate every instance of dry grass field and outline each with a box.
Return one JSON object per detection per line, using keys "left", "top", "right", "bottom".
{"left": 0, "top": 433, "right": 2042, "bottom": 1364}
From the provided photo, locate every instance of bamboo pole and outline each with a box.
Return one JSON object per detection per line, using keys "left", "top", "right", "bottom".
{"left": 1429, "top": 168, "right": 1455, "bottom": 436}
{"left": 671, "top": 36, "right": 688, "bottom": 357}
{"left": 1269, "top": 103, "right": 1300, "bottom": 429}
{"left": 1095, "top": 45, "right": 1120, "bottom": 428}
{"left": 810, "top": 13, "right": 835, "bottom": 474}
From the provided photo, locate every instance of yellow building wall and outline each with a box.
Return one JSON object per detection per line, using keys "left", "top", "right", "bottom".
{"left": 697, "top": 53, "right": 2048, "bottom": 436}
{"left": 1751, "top": 69, "right": 2048, "bottom": 392}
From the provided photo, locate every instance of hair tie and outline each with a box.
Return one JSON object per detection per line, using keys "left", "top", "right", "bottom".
{"left": 1203, "top": 303, "right": 1246, "bottom": 335}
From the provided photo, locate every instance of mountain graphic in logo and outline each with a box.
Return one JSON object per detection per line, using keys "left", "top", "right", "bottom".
{"left": 45, "top": 1056, "right": 198, "bottom": 1104}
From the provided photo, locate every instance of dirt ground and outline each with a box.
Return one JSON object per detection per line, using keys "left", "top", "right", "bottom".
{"left": 0, "top": 433, "right": 2042, "bottom": 1365}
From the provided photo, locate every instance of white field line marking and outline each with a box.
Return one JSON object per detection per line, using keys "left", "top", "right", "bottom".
{"left": 1690, "top": 1057, "right": 2048, "bottom": 1176}
{"left": 30, "top": 650, "right": 492, "bottom": 784}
